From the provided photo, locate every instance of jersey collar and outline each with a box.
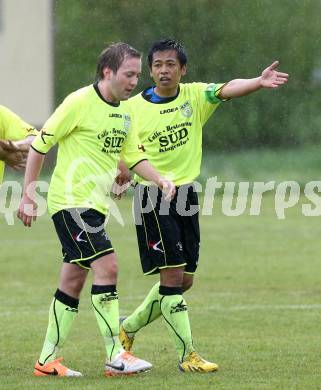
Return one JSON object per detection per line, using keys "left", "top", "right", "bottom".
{"left": 141, "top": 85, "right": 180, "bottom": 104}
{"left": 93, "top": 82, "right": 120, "bottom": 107}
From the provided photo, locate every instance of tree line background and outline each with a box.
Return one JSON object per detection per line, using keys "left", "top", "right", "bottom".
{"left": 54, "top": 0, "right": 321, "bottom": 152}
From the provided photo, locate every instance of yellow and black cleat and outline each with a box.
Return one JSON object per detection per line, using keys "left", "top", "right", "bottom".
{"left": 178, "top": 351, "right": 218, "bottom": 373}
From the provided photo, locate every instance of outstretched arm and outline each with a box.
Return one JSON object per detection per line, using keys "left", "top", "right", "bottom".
{"left": 219, "top": 61, "right": 289, "bottom": 100}
{"left": 17, "top": 148, "right": 45, "bottom": 227}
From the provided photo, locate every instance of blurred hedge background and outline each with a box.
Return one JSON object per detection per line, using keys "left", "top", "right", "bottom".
{"left": 54, "top": 0, "right": 321, "bottom": 154}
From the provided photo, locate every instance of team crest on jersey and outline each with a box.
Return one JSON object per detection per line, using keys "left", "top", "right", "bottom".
{"left": 124, "top": 114, "right": 131, "bottom": 131}
{"left": 180, "top": 101, "right": 193, "bottom": 117}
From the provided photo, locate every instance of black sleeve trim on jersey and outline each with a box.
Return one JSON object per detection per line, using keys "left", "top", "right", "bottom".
{"left": 129, "top": 159, "right": 148, "bottom": 170}
{"left": 142, "top": 85, "right": 180, "bottom": 104}
{"left": 31, "top": 145, "right": 46, "bottom": 155}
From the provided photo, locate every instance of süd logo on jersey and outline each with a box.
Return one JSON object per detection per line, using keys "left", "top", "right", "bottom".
{"left": 159, "top": 127, "right": 188, "bottom": 148}
{"left": 98, "top": 128, "right": 127, "bottom": 153}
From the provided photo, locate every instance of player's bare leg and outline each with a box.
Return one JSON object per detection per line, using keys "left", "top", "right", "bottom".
{"left": 182, "top": 273, "right": 194, "bottom": 292}
{"left": 59, "top": 263, "right": 88, "bottom": 298}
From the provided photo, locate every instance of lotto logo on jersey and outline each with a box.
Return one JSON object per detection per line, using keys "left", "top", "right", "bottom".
{"left": 180, "top": 101, "right": 193, "bottom": 117}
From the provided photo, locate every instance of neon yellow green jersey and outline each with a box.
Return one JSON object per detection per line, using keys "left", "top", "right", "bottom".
{"left": 32, "top": 84, "right": 145, "bottom": 216}
{"left": 127, "top": 82, "right": 224, "bottom": 186}
{"left": 0, "top": 105, "right": 36, "bottom": 183}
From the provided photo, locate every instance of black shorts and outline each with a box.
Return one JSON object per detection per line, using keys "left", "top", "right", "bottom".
{"left": 133, "top": 184, "right": 200, "bottom": 275}
{"left": 52, "top": 208, "right": 114, "bottom": 269}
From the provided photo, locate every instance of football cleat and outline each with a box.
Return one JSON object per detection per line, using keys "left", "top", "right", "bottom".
{"left": 119, "top": 323, "right": 135, "bottom": 352}
{"left": 178, "top": 351, "right": 218, "bottom": 373}
{"left": 34, "top": 357, "right": 82, "bottom": 377}
{"left": 105, "top": 350, "right": 152, "bottom": 376}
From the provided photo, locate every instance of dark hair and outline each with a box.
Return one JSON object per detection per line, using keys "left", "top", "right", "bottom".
{"left": 148, "top": 39, "right": 187, "bottom": 68}
{"left": 96, "top": 42, "right": 141, "bottom": 80}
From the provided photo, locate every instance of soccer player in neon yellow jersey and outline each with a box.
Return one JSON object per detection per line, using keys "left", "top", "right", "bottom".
{"left": 118, "top": 39, "right": 289, "bottom": 372}
{"left": 18, "top": 43, "right": 175, "bottom": 377}
{"left": 0, "top": 105, "right": 36, "bottom": 183}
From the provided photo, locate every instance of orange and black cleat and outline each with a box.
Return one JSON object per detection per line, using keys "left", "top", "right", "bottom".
{"left": 34, "top": 357, "right": 82, "bottom": 377}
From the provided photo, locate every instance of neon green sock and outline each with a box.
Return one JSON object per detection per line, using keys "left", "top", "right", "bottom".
{"left": 159, "top": 286, "right": 194, "bottom": 362}
{"left": 39, "top": 289, "right": 79, "bottom": 364}
{"left": 91, "top": 285, "right": 122, "bottom": 361}
{"left": 123, "top": 282, "right": 161, "bottom": 336}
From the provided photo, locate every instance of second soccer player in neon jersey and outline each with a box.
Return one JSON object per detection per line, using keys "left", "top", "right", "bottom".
{"left": 118, "top": 39, "right": 289, "bottom": 372}
{"left": 18, "top": 43, "right": 175, "bottom": 377}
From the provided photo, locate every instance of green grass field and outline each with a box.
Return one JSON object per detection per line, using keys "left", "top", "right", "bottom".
{"left": 201, "top": 146, "right": 321, "bottom": 185}
{"left": 1, "top": 195, "right": 321, "bottom": 389}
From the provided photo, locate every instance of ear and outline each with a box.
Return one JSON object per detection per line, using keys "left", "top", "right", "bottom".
{"left": 181, "top": 65, "right": 187, "bottom": 76}
{"left": 102, "top": 66, "right": 113, "bottom": 80}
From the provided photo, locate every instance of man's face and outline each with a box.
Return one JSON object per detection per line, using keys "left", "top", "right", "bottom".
{"left": 109, "top": 56, "right": 141, "bottom": 101}
{"left": 150, "top": 50, "right": 186, "bottom": 89}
